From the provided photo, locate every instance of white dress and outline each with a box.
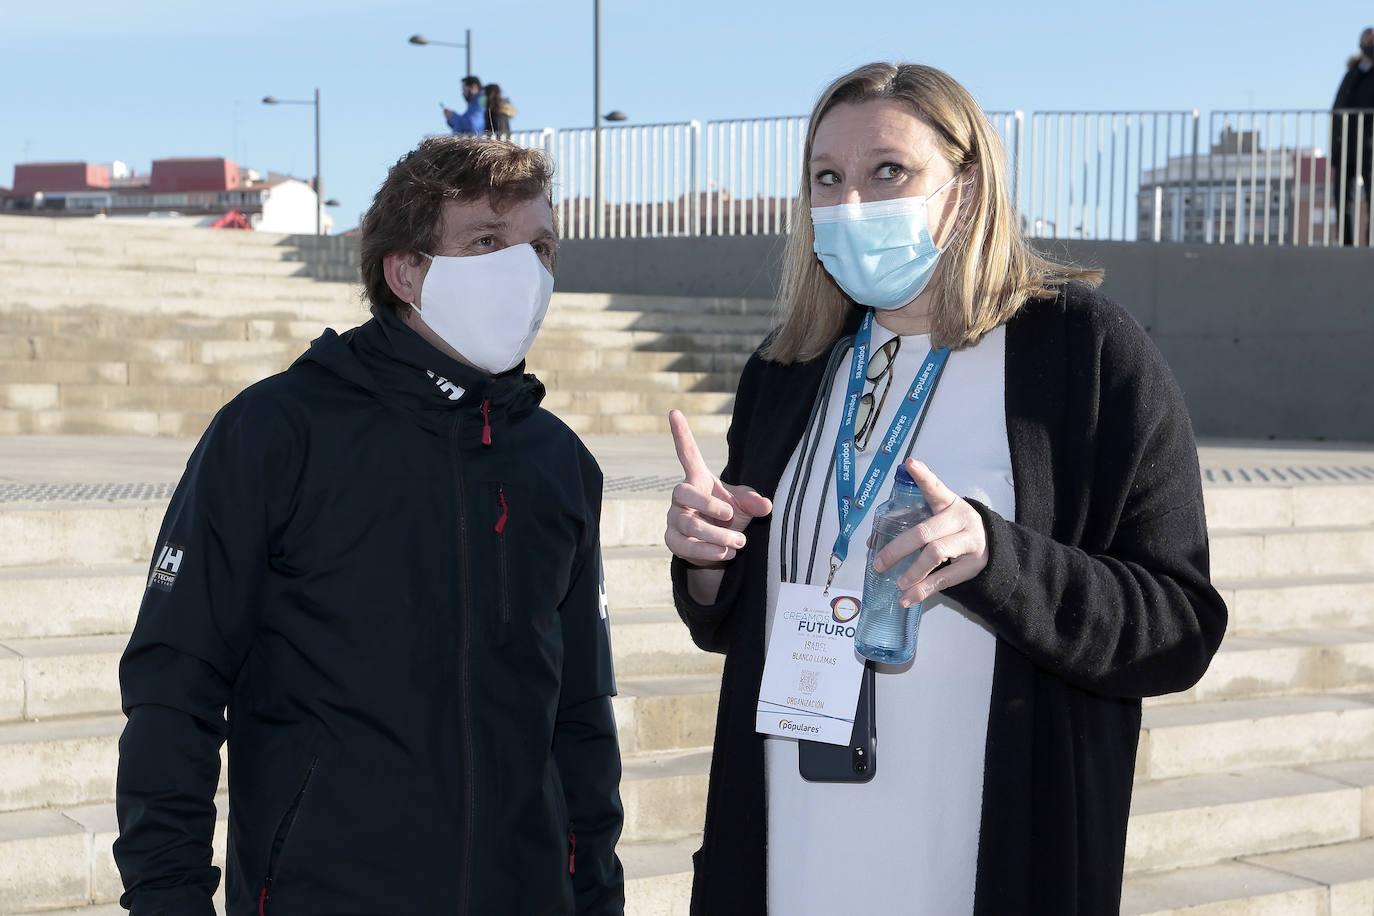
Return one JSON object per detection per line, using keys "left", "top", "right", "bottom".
{"left": 764, "top": 322, "right": 1014, "bottom": 915}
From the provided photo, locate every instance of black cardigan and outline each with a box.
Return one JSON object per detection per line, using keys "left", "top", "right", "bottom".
{"left": 671, "top": 282, "right": 1227, "bottom": 915}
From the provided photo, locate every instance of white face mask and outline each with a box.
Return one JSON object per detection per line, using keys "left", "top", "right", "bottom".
{"left": 410, "top": 243, "right": 555, "bottom": 375}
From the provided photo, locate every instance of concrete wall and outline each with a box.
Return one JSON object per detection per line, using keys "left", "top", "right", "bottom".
{"left": 554, "top": 236, "right": 1374, "bottom": 442}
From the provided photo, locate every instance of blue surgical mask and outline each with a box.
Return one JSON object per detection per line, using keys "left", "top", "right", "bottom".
{"left": 810, "top": 174, "right": 959, "bottom": 310}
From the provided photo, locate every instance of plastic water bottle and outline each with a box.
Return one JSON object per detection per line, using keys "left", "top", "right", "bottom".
{"left": 855, "top": 465, "right": 933, "bottom": 664}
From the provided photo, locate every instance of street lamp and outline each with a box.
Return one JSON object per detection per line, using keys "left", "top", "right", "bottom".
{"left": 409, "top": 32, "right": 472, "bottom": 77}
{"left": 263, "top": 89, "right": 323, "bottom": 235}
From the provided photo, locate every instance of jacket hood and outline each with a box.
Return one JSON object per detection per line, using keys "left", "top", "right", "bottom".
{"left": 292, "top": 309, "right": 545, "bottom": 429}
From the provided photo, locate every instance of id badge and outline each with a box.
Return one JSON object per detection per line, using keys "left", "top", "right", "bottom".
{"left": 756, "top": 581, "right": 867, "bottom": 746}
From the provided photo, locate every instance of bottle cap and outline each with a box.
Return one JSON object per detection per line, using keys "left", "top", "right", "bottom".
{"left": 894, "top": 465, "right": 916, "bottom": 487}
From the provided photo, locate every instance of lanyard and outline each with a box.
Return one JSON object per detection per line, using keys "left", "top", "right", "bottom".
{"left": 827, "top": 309, "right": 948, "bottom": 591}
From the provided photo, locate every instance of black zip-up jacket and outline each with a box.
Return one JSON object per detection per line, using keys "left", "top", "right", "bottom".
{"left": 115, "top": 310, "right": 624, "bottom": 915}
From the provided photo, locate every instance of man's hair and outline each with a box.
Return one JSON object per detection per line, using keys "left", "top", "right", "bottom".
{"left": 359, "top": 135, "right": 555, "bottom": 318}
{"left": 462, "top": 75, "right": 481, "bottom": 89}
{"left": 765, "top": 62, "right": 1102, "bottom": 362}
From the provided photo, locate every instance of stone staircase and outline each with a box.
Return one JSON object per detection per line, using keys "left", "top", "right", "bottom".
{"left": 0, "top": 214, "right": 768, "bottom": 439}
{"left": 1, "top": 215, "right": 1373, "bottom": 915}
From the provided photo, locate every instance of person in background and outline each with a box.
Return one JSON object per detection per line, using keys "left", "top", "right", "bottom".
{"left": 114, "top": 136, "right": 624, "bottom": 915}
{"left": 444, "top": 75, "right": 486, "bottom": 134}
{"left": 485, "top": 83, "right": 515, "bottom": 138}
{"left": 1332, "top": 27, "right": 1374, "bottom": 245}
{"left": 664, "top": 62, "right": 1226, "bottom": 914}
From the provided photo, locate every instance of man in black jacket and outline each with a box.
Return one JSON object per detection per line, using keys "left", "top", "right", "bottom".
{"left": 114, "top": 136, "right": 625, "bottom": 914}
{"left": 1332, "top": 26, "right": 1374, "bottom": 245}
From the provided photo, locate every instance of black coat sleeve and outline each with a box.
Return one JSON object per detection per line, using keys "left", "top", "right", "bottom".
{"left": 554, "top": 463, "right": 625, "bottom": 914}
{"left": 669, "top": 349, "right": 772, "bottom": 655}
{"left": 945, "top": 298, "right": 1227, "bottom": 698}
{"left": 113, "top": 398, "right": 284, "bottom": 912}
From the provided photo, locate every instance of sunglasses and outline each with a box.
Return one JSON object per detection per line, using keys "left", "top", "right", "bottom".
{"left": 853, "top": 337, "right": 900, "bottom": 451}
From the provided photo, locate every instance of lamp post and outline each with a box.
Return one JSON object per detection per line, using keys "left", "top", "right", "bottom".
{"left": 262, "top": 89, "right": 323, "bottom": 235}
{"left": 588, "top": 4, "right": 628, "bottom": 238}
{"left": 409, "top": 31, "right": 472, "bottom": 77}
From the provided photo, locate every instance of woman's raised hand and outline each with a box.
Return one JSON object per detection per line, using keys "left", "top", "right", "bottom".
{"left": 872, "top": 459, "right": 989, "bottom": 607}
{"left": 665, "top": 410, "right": 773, "bottom": 567}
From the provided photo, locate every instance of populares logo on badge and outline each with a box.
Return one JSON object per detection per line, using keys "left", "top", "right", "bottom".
{"left": 147, "top": 543, "right": 185, "bottom": 593}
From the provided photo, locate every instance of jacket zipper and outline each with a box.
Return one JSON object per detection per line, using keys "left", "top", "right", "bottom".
{"left": 259, "top": 756, "right": 319, "bottom": 914}
{"left": 449, "top": 414, "right": 476, "bottom": 914}
{"left": 494, "top": 483, "right": 511, "bottom": 631}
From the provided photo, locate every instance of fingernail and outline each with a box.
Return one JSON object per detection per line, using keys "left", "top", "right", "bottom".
{"left": 735, "top": 535, "right": 746, "bottom": 548}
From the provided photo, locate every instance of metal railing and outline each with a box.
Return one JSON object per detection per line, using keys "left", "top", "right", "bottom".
{"left": 511, "top": 108, "right": 1372, "bottom": 246}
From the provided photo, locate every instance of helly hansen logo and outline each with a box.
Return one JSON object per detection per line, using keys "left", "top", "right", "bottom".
{"left": 147, "top": 543, "right": 185, "bottom": 593}
{"left": 425, "top": 370, "right": 465, "bottom": 401}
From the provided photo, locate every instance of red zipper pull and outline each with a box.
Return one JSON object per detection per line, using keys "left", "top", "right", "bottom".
{"left": 495, "top": 487, "right": 509, "bottom": 534}
{"left": 259, "top": 887, "right": 268, "bottom": 916}
{"left": 481, "top": 398, "right": 492, "bottom": 446}
{"left": 568, "top": 829, "right": 576, "bottom": 875}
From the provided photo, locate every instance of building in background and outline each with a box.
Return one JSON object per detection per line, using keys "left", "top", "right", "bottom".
{"left": 1137, "top": 127, "right": 1364, "bottom": 245}
{"left": 1, "top": 157, "right": 331, "bottom": 234}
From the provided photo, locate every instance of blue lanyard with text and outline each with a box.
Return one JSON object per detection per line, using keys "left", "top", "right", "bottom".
{"left": 827, "top": 309, "right": 949, "bottom": 592}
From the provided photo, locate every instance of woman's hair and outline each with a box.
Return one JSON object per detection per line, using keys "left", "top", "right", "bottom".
{"left": 485, "top": 83, "right": 503, "bottom": 102}
{"left": 358, "top": 135, "right": 554, "bottom": 318}
{"left": 765, "top": 62, "right": 1102, "bottom": 363}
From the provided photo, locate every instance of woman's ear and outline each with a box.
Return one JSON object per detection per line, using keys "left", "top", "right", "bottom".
{"left": 383, "top": 251, "right": 428, "bottom": 306}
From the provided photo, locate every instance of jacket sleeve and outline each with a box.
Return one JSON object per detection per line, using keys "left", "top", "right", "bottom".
{"left": 555, "top": 469, "right": 625, "bottom": 914}
{"left": 113, "top": 399, "right": 282, "bottom": 912}
{"left": 945, "top": 306, "right": 1227, "bottom": 699}
{"left": 669, "top": 349, "right": 771, "bottom": 654}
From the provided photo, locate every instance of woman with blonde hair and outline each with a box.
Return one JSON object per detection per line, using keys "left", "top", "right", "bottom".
{"left": 665, "top": 62, "right": 1226, "bottom": 914}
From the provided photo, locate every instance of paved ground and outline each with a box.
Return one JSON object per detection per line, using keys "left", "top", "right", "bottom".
{"left": 2, "top": 434, "right": 1373, "bottom": 502}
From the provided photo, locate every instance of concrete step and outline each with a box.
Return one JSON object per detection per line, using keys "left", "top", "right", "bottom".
{"left": 0, "top": 566, "right": 144, "bottom": 640}
{"left": 550, "top": 292, "right": 773, "bottom": 317}
{"left": 525, "top": 345, "right": 751, "bottom": 376}
{"left": 0, "top": 505, "right": 163, "bottom": 569}
{"left": 613, "top": 675, "right": 719, "bottom": 756}
{"left": 0, "top": 214, "right": 302, "bottom": 246}
{"left": 621, "top": 836, "right": 695, "bottom": 916}
{"left": 1221, "top": 574, "right": 1374, "bottom": 635}
{"left": 0, "top": 257, "right": 324, "bottom": 287}
{"left": 0, "top": 293, "right": 360, "bottom": 324}
{"left": 557, "top": 412, "right": 733, "bottom": 437}
{"left": 0, "top": 312, "right": 326, "bottom": 343}
{"left": 0, "top": 335, "right": 311, "bottom": 366}
{"left": 542, "top": 390, "right": 735, "bottom": 417}
{"left": 620, "top": 748, "right": 710, "bottom": 844}
{"left": 0, "top": 408, "right": 214, "bottom": 437}
{"left": 0, "top": 796, "right": 227, "bottom": 913}
{"left": 1121, "top": 838, "right": 1374, "bottom": 915}
{"left": 531, "top": 327, "right": 762, "bottom": 354}
{"left": 1205, "top": 482, "right": 1374, "bottom": 531}
{"left": 1124, "top": 762, "right": 1374, "bottom": 874}
{"left": 1210, "top": 525, "right": 1374, "bottom": 579}
{"left": 604, "top": 547, "right": 674, "bottom": 607}
{"left": 539, "top": 369, "right": 740, "bottom": 395}
{"left": 1137, "top": 693, "right": 1374, "bottom": 781}
{"left": 608, "top": 606, "right": 723, "bottom": 677}
{"left": 0, "top": 635, "right": 125, "bottom": 722}
{"left": 0, "top": 715, "right": 124, "bottom": 813}
{"left": 1145, "top": 626, "right": 1374, "bottom": 705}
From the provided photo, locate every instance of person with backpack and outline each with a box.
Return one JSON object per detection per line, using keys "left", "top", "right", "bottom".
{"left": 485, "top": 83, "right": 516, "bottom": 137}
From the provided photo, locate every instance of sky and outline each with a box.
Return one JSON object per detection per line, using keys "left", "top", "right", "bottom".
{"left": 3, "top": 0, "right": 1370, "bottom": 233}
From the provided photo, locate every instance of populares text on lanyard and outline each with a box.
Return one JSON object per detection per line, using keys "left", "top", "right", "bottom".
{"left": 827, "top": 308, "right": 950, "bottom": 592}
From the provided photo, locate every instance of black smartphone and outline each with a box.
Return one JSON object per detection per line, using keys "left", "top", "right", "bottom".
{"left": 798, "top": 665, "right": 876, "bottom": 783}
